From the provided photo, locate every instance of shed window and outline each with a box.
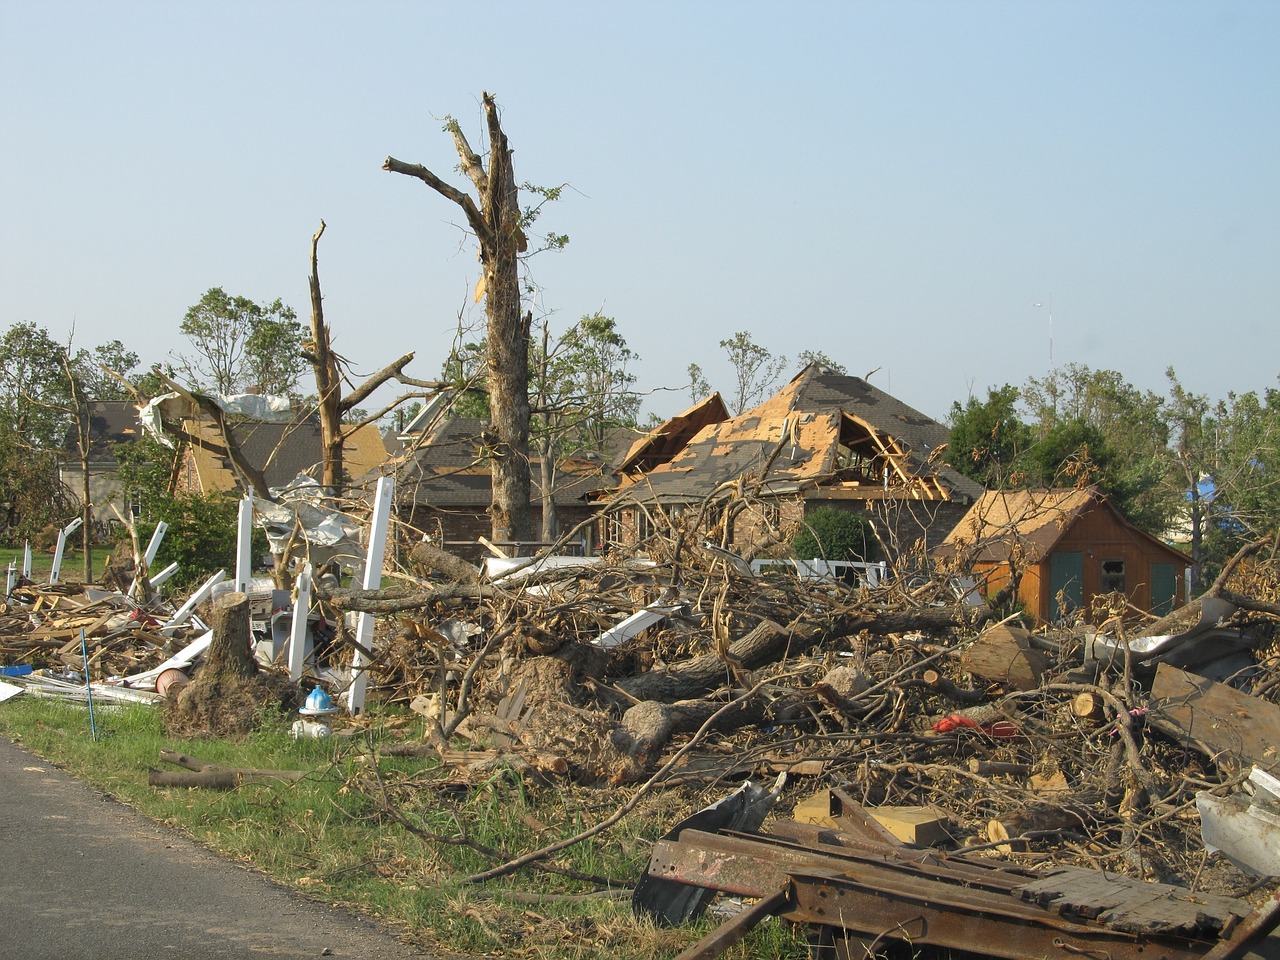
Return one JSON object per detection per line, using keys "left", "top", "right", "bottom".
{"left": 1101, "top": 559, "right": 1125, "bottom": 593}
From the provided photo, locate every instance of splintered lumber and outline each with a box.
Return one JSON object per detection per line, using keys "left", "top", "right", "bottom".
{"left": 961, "top": 623, "right": 1047, "bottom": 691}
{"left": 1148, "top": 663, "right": 1280, "bottom": 775}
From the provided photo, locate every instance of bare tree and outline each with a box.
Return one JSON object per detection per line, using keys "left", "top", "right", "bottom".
{"left": 384, "top": 93, "right": 533, "bottom": 543}
{"left": 304, "top": 221, "right": 439, "bottom": 490}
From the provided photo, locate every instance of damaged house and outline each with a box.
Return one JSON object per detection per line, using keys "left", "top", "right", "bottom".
{"left": 174, "top": 414, "right": 389, "bottom": 497}
{"left": 392, "top": 412, "right": 630, "bottom": 564}
{"left": 60, "top": 399, "right": 147, "bottom": 530}
{"left": 936, "top": 486, "right": 1192, "bottom": 624}
{"left": 603, "top": 364, "right": 985, "bottom": 560}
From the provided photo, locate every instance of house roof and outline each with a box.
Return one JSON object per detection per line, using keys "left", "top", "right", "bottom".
{"left": 938, "top": 486, "right": 1192, "bottom": 566}
{"left": 394, "top": 416, "right": 620, "bottom": 509}
{"left": 63, "top": 400, "right": 144, "bottom": 459}
{"left": 611, "top": 364, "right": 985, "bottom": 505}
{"left": 182, "top": 416, "right": 388, "bottom": 494}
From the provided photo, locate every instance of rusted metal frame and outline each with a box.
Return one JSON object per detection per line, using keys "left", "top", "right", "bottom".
{"left": 784, "top": 868, "right": 1211, "bottom": 960}
{"left": 650, "top": 830, "right": 1058, "bottom": 925}
{"left": 671, "top": 886, "right": 792, "bottom": 960}
{"left": 1199, "top": 895, "right": 1280, "bottom": 960}
{"left": 726, "top": 822, "right": 1041, "bottom": 898}
{"left": 649, "top": 831, "right": 1218, "bottom": 960}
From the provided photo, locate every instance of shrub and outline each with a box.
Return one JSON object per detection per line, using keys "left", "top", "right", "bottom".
{"left": 791, "top": 506, "right": 879, "bottom": 563}
{"left": 137, "top": 492, "right": 267, "bottom": 593}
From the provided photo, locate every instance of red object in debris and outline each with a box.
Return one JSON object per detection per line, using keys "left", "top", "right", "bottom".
{"left": 980, "top": 719, "right": 1019, "bottom": 738}
{"left": 129, "top": 608, "right": 160, "bottom": 628}
{"left": 932, "top": 714, "right": 979, "bottom": 733}
{"left": 932, "top": 715, "right": 1019, "bottom": 738}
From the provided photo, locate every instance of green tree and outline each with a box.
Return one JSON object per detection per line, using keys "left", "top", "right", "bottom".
{"left": 687, "top": 363, "right": 712, "bottom": 404}
{"left": 138, "top": 492, "right": 263, "bottom": 593}
{"left": 721, "top": 331, "right": 787, "bottom": 415}
{"left": 946, "top": 385, "right": 1032, "bottom": 487}
{"left": 792, "top": 506, "right": 880, "bottom": 563}
{"left": 0, "top": 323, "right": 77, "bottom": 538}
{"left": 1168, "top": 369, "right": 1280, "bottom": 585}
{"left": 530, "top": 312, "right": 639, "bottom": 540}
{"left": 77, "top": 339, "right": 141, "bottom": 401}
{"left": 1022, "top": 364, "right": 1175, "bottom": 533}
{"left": 175, "top": 287, "right": 303, "bottom": 395}
{"left": 796, "top": 350, "right": 847, "bottom": 375}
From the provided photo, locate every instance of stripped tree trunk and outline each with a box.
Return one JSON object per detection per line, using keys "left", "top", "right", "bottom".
{"left": 384, "top": 92, "right": 532, "bottom": 543}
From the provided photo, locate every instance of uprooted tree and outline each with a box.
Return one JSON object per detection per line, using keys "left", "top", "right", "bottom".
{"left": 383, "top": 92, "right": 535, "bottom": 543}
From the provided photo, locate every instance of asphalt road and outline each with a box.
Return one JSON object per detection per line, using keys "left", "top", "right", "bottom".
{"left": 0, "top": 736, "right": 430, "bottom": 960}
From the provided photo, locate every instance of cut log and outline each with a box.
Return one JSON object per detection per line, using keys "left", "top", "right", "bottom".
{"left": 961, "top": 624, "right": 1047, "bottom": 691}
{"left": 205, "top": 591, "right": 257, "bottom": 680}
{"left": 148, "top": 767, "right": 305, "bottom": 790}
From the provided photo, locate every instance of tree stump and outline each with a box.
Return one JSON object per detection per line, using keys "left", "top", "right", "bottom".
{"left": 164, "top": 591, "right": 299, "bottom": 739}
{"left": 206, "top": 592, "right": 258, "bottom": 680}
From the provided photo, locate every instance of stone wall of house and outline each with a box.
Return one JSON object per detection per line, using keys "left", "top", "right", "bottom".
{"left": 863, "top": 498, "right": 973, "bottom": 564}
{"left": 407, "top": 504, "right": 599, "bottom": 566}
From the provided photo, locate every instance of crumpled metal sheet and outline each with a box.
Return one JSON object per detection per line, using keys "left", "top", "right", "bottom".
{"left": 254, "top": 476, "right": 366, "bottom": 573}
{"left": 138, "top": 390, "right": 293, "bottom": 447}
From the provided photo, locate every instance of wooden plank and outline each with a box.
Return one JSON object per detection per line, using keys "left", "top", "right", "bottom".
{"left": 1016, "top": 866, "right": 1248, "bottom": 936}
{"left": 1149, "top": 664, "right": 1280, "bottom": 775}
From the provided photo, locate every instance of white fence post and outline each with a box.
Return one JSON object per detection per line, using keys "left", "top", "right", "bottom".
{"left": 347, "top": 478, "right": 394, "bottom": 714}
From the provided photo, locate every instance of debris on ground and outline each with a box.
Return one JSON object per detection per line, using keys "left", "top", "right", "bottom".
{"left": 4, "top": 502, "right": 1279, "bottom": 957}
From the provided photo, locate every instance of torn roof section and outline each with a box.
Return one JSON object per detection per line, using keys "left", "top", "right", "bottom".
{"left": 181, "top": 416, "right": 388, "bottom": 494}
{"left": 611, "top": 364, "right": 984, "bottom": 504}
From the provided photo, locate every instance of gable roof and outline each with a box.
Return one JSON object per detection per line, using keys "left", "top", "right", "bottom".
{"left": 938, "top": 486, "right": 1191, "bottom": 566}
{"left": 182, "top": 416, "right": 388, "bottom": 494}
{"left": 63, "top": 400, "right": 144, "bottom": 459}
{"left": 395, "top": 416, "right": 620, "bottom": 509}
{"left": 612, "top": 364, "right": 984, "bottom": 504}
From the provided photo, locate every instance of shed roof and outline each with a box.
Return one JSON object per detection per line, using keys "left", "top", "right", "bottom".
{"left": 938, "top": 487, "right": 1192, "bottom": 567}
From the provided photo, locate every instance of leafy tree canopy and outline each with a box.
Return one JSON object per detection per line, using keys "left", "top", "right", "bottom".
{"left": 175, "top": 287, "right": 304, "bottom": 395}
{"left": 947, "top": 384, "right": 1031, "bottom": 488}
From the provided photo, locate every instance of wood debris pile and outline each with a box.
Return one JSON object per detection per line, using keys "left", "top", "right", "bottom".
{"left": 323, "top": 526, "right": 1280, "bottom": 904}
{"left": 0, "top": 580, "right": 193, "bottom": 681}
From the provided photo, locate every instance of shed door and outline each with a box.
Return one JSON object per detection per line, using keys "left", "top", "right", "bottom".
{"left": 1049, "top": 551, "right": 1083, "bottom": 622}
{"left": 1151, "top": 563, "right": 1177, "bottom": 617}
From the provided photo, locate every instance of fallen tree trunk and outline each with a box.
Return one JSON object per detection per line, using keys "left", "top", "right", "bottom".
{"left": 148, "top": 750, "right": 306, "bottom": 790}
{"left": 618, "top": 604, "right": 975, "bottom": 703}
{"left": 147, "top": 767, "right": 306, "bottom": 790}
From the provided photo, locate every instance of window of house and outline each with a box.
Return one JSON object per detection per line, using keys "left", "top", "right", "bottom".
{"left": 1101, "top": 559, "right": 1125, "bottom": 593}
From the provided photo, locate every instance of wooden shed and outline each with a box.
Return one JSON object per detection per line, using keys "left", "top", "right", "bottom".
{"left": 936, "top": 487, "right": 1191, "bottom": 625}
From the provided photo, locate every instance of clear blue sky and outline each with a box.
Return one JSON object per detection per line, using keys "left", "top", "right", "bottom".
{"left": 2, "top": 0, "right": 1277, "bottom": 425}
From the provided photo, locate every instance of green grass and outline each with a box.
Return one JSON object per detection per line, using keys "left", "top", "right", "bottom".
{"left": 0, "top": 697, "right": 808, "bottom": 959}
{"left": 2, "top": 544, "right": 114, "bottom": 583}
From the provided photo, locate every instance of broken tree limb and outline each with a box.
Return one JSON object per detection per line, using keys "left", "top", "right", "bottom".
{"left": 459, "top": 677, "right": 777, "bottom": 885}
{"left": 409, "top": 542, "right": 482, "bottom": 584}
{"left": 618, "top": 619, "right": 790, "bottom": 702}
{"left": 613, "top": 696, "right": 771, "bottom": 759}
{"left": 149, "top": 749, "right": 306, "bottom": 789}
{"left": 316, "top": 582, "right": 494, "bottom": 613}
{"left": 148, "top": 767, "right": 306, "bottom": 789}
